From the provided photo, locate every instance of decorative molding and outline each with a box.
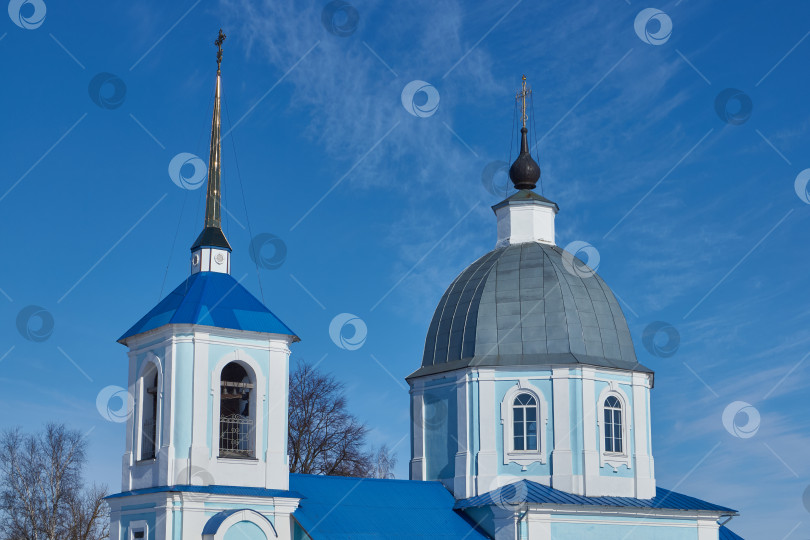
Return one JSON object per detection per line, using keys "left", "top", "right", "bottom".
{"left": 500, "top": 381, "right": 548, "bottom": 468}
{"left": 133, "top": 353, "right": 162, "bottom": 463}
{"left": 124, "top": 324, "right": 295, "bottom": 353}
{"left": 202, "top": 508, "right": 278, "bottom": 539}
{"left": 596, "top": 385, "right": 633, "bottom": 471}
{"left": 210, "top": 350, "right": 265, "bottom": 463}
{"left": 126, "top": 519, "right": 147, "bottom": 540}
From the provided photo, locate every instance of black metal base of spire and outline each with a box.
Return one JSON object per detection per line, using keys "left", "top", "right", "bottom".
{"left": 191, "top": 227, "right": 232, "bottom": 251}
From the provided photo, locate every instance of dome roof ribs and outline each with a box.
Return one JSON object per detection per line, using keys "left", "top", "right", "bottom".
{"left": 409, "top": 243, "right": 649, "bottom": 381}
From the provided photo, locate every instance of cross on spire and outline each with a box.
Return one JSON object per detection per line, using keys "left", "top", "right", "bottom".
{"left": 516, "top": 74, "right": 531, "bottom": 129}
{"left": 508, "top": 74, "right": 541, "bottom": 191}
{"left": 215, "top": 29, "right": 226, "bottom": 74}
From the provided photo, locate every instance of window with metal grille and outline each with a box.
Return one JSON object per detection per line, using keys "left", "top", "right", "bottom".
{"left": 512, "top": 393, "right": 538, "bottom": 451}
{"left": 140, "top": 370, "right": 158, "bottom": 460}
{"left": 219, "top": 362, "right": 255, "bottom": 458}
{"left": 604, "top": 395, "right": 623, "bottom": 453}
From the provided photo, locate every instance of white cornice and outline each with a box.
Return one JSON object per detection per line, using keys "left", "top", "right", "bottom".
{"left": 123, "top": 324, "right": 295, "bottom": 353}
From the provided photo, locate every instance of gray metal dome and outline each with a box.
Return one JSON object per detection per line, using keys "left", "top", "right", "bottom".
{"left": 408, "top": 242, "right": 649, "bottom": 380}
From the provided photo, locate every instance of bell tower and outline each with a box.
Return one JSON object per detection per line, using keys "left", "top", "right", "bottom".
{"left": 107, "top": 30, "right": 301, "bottom": 540}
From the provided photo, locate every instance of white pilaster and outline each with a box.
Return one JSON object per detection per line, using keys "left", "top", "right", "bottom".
{"left": 581, "top": 368, "right": 600, "bottom": 497}
{"left": 123, "top": 350, "right": 137, "bottom": 491}
{"left": 163, "top": 340, "right": 176, "bottom": 487}
{"left": 409, "top": 381, "right": 426, "bottom": 481}
{"left": 697, "top": 517, "right": 721, "bottom": 540}
{"left": 265, "top": 340, "right": 292, "bottom": 490}
{"left": 632, "top": 372, "right": 656, "bottom": 498}
{"left": 476, "top": 369, "right": 499, "bottom": 495}
{"left": 527, "top": 510, "right": 552, "bottom": 539}
{"left": 454, "top": 372, "right": 471, "bottom": 498}
{"left": 189, "top": 333, "right": 210, "bottom": 481}
{"left": 551, "top": 368, "right": 575, "bottom": 494}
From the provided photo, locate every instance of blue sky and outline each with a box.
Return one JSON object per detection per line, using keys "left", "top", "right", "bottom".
{"left": 2, "top": 0, "right": 810, "bottom": 537}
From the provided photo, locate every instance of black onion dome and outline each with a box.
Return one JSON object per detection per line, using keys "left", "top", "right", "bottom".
{"left": 509, "top": 127, "right": 541, "bottom": 190}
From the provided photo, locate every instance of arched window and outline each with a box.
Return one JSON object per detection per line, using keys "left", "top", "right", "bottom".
{"left": 501, "top": 383, "right": 548, "bottom": 466}
{"left": 140, "top": 368, "right": 158, "bottom": 460}
{"left": 603, "top": 395, "right": 623, "bottom": 453}
{"left": 219, "top": 362, "right": 255, "bottom": 458}
{"left": 512, "top": 393, "right": 538, "bottom": 452}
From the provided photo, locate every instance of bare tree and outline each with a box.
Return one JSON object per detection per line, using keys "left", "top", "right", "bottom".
{"left": 368, "top": 444, "right": 398, "bottom": 479}
{"left": 0, "top": 424, "right": 108, "bottom": 540}
{"left": 288, "top": 362, "right": 398, "bottom": 478}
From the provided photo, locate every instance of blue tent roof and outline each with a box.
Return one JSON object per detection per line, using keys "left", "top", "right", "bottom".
{"left": 119, "top": 272, "right": 298, "bottom": 342}
{"left": 289, "top": 474, "right": 488, "bottom": 539}
{"left": 454, "top": 480, "right": 737, "bottom": 514}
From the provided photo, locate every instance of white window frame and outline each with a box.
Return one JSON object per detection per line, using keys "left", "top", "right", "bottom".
{"left": 500, "top": 380, "right": 548, "bottom": 467}
{"left": 211, "top": 351, "right": 264, "bottom": 461}
{"left": 128, "top": 520, "right": 147, "bottom": 540}
{"left": 135, "top": 355, "right": 162, "bottom": 463}
{"left": 597, "top": 382, "right": 632, "bottom": 470}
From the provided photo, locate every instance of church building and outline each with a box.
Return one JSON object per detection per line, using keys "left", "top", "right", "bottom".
{"left": 105, "top": 32, "right": 745, "bottom": 540}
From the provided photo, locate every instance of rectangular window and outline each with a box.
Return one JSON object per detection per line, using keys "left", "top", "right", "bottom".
{"left": 128, "top": 522, "right": 147, "bottom": 540}
{"left": 513, "top": 407, "right": 524, "bottom": 450}
{"left": 525, "top": 407, "right": 537, "bottom": 451}
{"left": 612, "top": 410, "right": 623, "bottom": 453}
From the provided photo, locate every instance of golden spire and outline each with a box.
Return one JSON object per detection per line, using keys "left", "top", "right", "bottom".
{"left": 516, "top": 74, "right": 531, "bottom": 129}
{"left": 190, "top": 29, "right": 232, "bottom": 263}
{"left": 204, "top": 29, "right": 225, "bottom": 230}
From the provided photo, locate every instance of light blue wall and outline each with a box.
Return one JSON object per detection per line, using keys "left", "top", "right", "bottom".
{"left": 593, "top": 381, "right": 635, "bottom": 478}
{"left": 223, "top": 520, "right": 267, "bottom": 540}
{"left": 122, "top": 503, "right": 156, "bottom": 511}
{"left": 569, "top": 377, "right": 583, "bottom": 476}
{"left": 550, "top": 515, "right": 699, "bottom": 540}
{"left": 418, "top": 367, "right": 651, "bottom": 487}
{"left": 172, "top": 501, "right": 182, "bottom": 540}
{"left": 204, "top": 502, "right": 275, "bottom": 520}
{"left": 594, "top": 371, "right": 632, "bottom": 384}
{"left": 173, "top": 340, "right": 194, "bottom": 458}
{"left": 201, "top": 340, "right": 286, "bottom": 461}
{"left": 119, "top": 511, "right": 157, "bottom": 540}
{"left": 495, "top": 377, "right": 553, "bottom": 477}
{"left": 423, "top": 380, "right": 457, "bottom": 481}
{"left": 206, "top": 343, "right": 269, "bottom": 458}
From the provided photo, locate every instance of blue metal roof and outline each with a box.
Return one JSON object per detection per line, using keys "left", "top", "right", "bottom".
{"left": 119, "top": 271, "right": 298, "bottom": 342}
{"left": 719, "top": 525, "right": 745, "bottom": 540}
{"left": 289, "top": 474, "right": 488, "bottom": 539}
{"left": 105, "top": 484, "right": 303, "bottom": 499}
{"left": 454, "top": 480, "right": 737, "bottom": 514}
